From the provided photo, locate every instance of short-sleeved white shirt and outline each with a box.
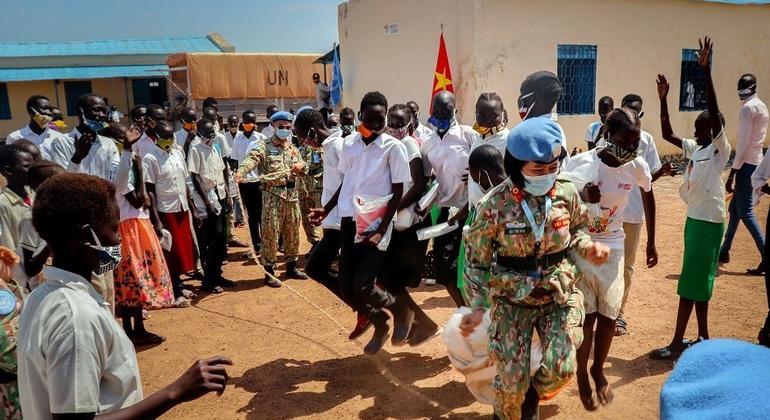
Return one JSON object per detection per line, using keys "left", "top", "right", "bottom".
{"left": 6, "top": 125, "right": 73, "bottom": 168}
{"left": 468, "top": 128, "right": 509, "bottom": 207}
{"left": 585, "top": 121, "right": 602, "bottom": 145}
{"left": 564, "top": 150, "right": 652, "bottom": 249}
{"left": 337, "top": 132, "right": 411, "bottom": 218}
{"left": 188, "top": 141, "right": 227, "bottom": 201}
{"left": 623, "top": 130, "right": 662, "bottom": 224}
{"left": 232, "top": 131, "right": 266, "bottom": 183}
{"left": 174, "top": 128, "right": 195, "bottom": 149}
{"left": 412, "top": 123, "right": 434, "bottom": 145}
{"left": 321, "top": 131, "right": 345, "bottom": 230}
{"left": 682, "top": 129, "right": 731, "bottom": 223}
{"left": 141, "top": 138, "right": 190, "bottom": 214}
{"left": 395, "top": 135, "right": 423, "bottom": 229}
{"left": 18, "top": 266, "right": 143, "bottom": 418}
{"left": 114, "top": 151, "right": 149, "bottom": 221}
{"left": 212, "top": 131, "right": 231, "bottom": 159}
{"left": 225, "top": 130, "right": 238, "bottom": 151}
{"left": 64, "top": 128, "right": 121, "bottom": 182}
{"left": 420, "top": 124, "right": 475, "bottom": 208}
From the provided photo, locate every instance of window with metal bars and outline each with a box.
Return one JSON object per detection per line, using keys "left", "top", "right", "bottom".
{"left": 679, "top": 48, "right": 710, "bottom": 111}
{"left": 0, "top": 83, "right": 10, "bottom": 120}
{"left": 557, "top": 45, "right": 597, "bottom": 115}
{"left": 64, "top": 81, "right": 92, "bottom": 116}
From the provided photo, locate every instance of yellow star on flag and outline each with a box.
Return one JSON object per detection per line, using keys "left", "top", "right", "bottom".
{"left": 434, "top": 68, "right": 453, "bottom": 91}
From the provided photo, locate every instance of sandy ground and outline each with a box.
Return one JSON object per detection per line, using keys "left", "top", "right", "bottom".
{"left": 135, "top": 176, "right": 768, "bottom": 419}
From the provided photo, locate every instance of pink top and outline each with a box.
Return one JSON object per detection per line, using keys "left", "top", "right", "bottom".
{"left": 733, "top": 94, "right": 769, "bottom": 170}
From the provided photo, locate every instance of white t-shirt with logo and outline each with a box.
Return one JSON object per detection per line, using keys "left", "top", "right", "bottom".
{"left": 564, "top": 150, "right": 652, "bottom": 249}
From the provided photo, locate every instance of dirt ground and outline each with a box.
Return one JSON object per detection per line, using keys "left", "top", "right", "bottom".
{"left": 136, "top": 175, "right": 768, "bottom": 419}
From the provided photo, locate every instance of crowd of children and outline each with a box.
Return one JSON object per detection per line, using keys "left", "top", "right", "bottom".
{"left": 0, "top": 35, "right": 768, "bottom": 418}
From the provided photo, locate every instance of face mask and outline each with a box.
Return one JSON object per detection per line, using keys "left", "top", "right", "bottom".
{"left": 241, "top": 123, "right": 255, "bottom": 132}
{"left": 81, "top": 109, "right": 108, "bottom": 134}
{"left": 523, "top": 172, "right": 558, "bottom": 196}
{"left": 198, "top": 132, "right": 215, "bottom": 145}
{"left": 341, "top": 124, "right": 355, "bottom": 136}
{"left": 518, "top": 92, "right": 535, "bottom": 120}
{"left": 156, "top": 137, "right": 175, "bottom": 152}
{"left": 112, "top": 139, "right": 124, "bottom": 153}
{"left": 84, "top": 226, "right": 122, "bottom": 275}
{"left": 31, "top": 108, "right": 53, "bottom": 129}
{"left": 183, "top": 121, "right": 196, "bottom": 132}
{"left": 357, "top": 124, "right": 383, "bottom": 138}
{"left": 472, "top": 122, "right": 504, "bottom": 138}
{"left": 478, "top": 170, "right": 494, "bottom": 194}
{"left": 604, "top": 141, "right": 640, "bottom": 165}
{"left": 428, "top": 115, "right": 454, "bottom": 131}
{"left": 385, "top": 125, "right": 409, "bottom": 140}
{"left": 276, "top": 128, "right": 292, "bottom": 139}
{"left": 739, "top": 84, "right": 756, "bottom": 100}
{"left": 49, "top": 120, "right": 67, "bottom": 132}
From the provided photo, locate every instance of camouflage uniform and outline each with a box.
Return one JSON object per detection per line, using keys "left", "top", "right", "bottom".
{"left": 0, "top": 282, "right": 24, "bottom": 419}
{"left": 238, "top": 137, "right": 306, "bottom": 266}
{"left": 298, "top": 144, "right": 323, "bottom": 244}
{"left": 463, "top": 178, "right": 590, "bottom": 420}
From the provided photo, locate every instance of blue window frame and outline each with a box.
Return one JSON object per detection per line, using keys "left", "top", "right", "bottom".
{"left": 557, "top": 45, "right": 597, "bottom": 115}
{"left": 679, "top": 49, "right": 711, "bottom": 112}
{"left": 64, "top": 81, "right": 92, "bottom": 116}
{"left": 0, "top": 83, "right": 10, "bottom": 120}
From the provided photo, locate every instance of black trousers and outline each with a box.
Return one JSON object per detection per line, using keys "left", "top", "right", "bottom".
{"left": 339, "top": 217, "right": 394, "bottom": 313}
{"left": 238, "top": 182, "right": 262, "bottom": 251}
{"left": 380, "top": 218, "right": 431, "bottom": 293}
{"left": 195, "top": 205, "right": 226, "bottom": 288}
{"left": 433, "top": 207, "right": 463, "bottom": 286}
{"left": 305, "top": 228, "right": 355, "bottom": 308}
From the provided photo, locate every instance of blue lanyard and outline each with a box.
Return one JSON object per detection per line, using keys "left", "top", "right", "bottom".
{"left": 520, "top": 195, "right": 552, "bottom": 251}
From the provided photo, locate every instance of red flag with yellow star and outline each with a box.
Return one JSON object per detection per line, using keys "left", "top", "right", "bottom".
{"left": 430, "top": 32, "right": 453, "bottom": 112}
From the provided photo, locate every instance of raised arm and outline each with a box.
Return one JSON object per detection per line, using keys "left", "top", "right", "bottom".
{"left": 656, "top": 75, "right": 684, "bottom": 149}
{"left": 697, "top": 36, "right": 723, "bottom": 138}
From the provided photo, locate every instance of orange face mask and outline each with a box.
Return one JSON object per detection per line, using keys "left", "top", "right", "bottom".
{"left": 357, "top": 124, "right": 382, "bottom": 138}
{"left": 242, "top": 123, "right": 255, "bottom": 132}
{"left": 183, "top": 121, "right": 196, "bottom": 131}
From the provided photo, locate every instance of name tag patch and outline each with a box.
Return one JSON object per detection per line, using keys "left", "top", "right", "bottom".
{"left": 505, "top": 221, "right": 528, "bottom": 234}
{"left": 552, "top": 217, "right": 570, "bottom": 229}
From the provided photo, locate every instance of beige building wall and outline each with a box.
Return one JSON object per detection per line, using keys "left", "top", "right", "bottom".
{"left": 1, "top": 77, "right": 134, "bottom": 139}
{"left": 339, "top": 0, "right": 770, "bottom": 156}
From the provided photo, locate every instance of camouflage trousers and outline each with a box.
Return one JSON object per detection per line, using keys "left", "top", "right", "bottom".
{"left": 299, "top": 188, "right": 322, "bottom": 243}
{"left": 490, "top": 291, "right": 584, "bottom": 419}
{"left": 261, "top": 191, "right": 301, "bottom": 266}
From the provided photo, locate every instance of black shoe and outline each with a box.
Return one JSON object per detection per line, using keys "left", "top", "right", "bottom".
{"left": 364, "top": 315, "right": 390, "bottom": 355}
{"left": 349, "top": 313, "right": 373, "bottom": 340}
{"left": 263, "top": 265, "right": 282, "bottom": 288}
{"left": 286, "top": 261, "right": 308, "bottom": 280}
{"left": 520, "top": 385, "right": 540, "bottom": 420}
{"left": 387, "top": 293, "right": 415, "bottom": 346}
{"left": 718, "top": 253, "right": 730, "bottom": 264}
{"left": 218, "top": 277, "right": 236, "bottom": 288}
{"left": 747, "top": 263, "right": 766, "bottom": 276}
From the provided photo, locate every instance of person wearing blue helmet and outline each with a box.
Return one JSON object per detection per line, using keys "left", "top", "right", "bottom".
{"left": 460, "top": 117, "right": 610, "bottom": 420}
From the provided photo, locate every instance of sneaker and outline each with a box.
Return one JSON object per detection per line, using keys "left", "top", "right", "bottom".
{"left": 142, "top": 309, "right": 150, "bottom": 320}
{"left": 181, "top": 289, "right": 196, "bottom": 299}
{"left": 175, "top": 297, "right": 191, "bottom": 308}
{"left": 424, "top": 279, "right": 437, "bottom": 286}
{"left": 349, "top": 313, "right": 373, "bottom": 340}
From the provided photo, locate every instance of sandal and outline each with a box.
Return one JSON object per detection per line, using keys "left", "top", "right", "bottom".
{"left": 202, "top": 285, "right": 224, "bottom": 294}
{"left": 649, "top": 345, "right": 685, "bottom": 360}
{"left": 131, "top": 332, "right": 166, "bottom": 346}
{"left": 614, "top": 317, "right": 628, "bottom": 336}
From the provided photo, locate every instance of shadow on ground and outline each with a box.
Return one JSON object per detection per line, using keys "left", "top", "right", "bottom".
{"left": 232, "top": 351, "right": 483, "bottom": 419}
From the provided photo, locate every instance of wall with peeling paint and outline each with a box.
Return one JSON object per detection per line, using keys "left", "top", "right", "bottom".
{"left": 339, "top": 0, "right": 770, "bottom": 156}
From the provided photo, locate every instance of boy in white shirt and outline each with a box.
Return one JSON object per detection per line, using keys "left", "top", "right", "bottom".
{"left": 175, "top": 107, "right": 199, "bottom": 154}
{"left": 584, "top": 96, "right": 614, "bottom": 150}
{"left": 309, "top": 92, "right": 413, "bottom": 355}
{"left": 564, "top": 107, "right": 655, "bottom": 410}
{"left": 421, "top": 91, "right": 474, "bottom": 307}
{"left": 5, "top": 95, "right": 73, "bottom": 168}
{"left": 470, "top": 93, "right": 509, "bottom": 208}
{"left": 651, "top": 38, "right": 732, "bottom": 358}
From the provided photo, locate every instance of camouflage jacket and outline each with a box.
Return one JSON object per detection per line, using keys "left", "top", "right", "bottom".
{"left": 462, "top": 177, "right": 591, "bottom": 308}
{"left": 298, "top": 144, "right": 324, "bottom": 194}
{"left": 237, "top": 137, "right": 306, "bottom": 201}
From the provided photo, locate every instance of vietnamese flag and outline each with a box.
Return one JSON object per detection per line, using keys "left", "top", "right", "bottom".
{"left": 430, "top": 32, "right": 453, "bottom": 112}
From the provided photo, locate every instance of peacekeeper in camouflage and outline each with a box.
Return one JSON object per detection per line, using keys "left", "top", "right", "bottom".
{"left": 460, "top": 117, "right": 610, "bottom": 420}
{"left": 236, "top": 111, "right": 308, "bottom": 285}
{"left": 297, "top": 141, "right": 323, "bottom": 245}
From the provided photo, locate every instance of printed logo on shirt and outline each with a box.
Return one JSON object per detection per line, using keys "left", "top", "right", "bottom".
{"left": 617, "top": 183, "right": 632, "bottom": 191}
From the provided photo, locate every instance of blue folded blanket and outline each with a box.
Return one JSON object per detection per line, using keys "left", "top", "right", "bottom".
{"left": 660, "top": 339, "right": 770, "bottom": 419}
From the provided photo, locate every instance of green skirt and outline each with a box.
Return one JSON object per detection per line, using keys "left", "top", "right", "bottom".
{"left": 678, "top": 217, "right": 724, "bottom": 302}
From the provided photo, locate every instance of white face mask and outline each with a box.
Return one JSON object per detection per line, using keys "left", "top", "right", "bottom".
{"left": 739, "top": 84, "right": 756, "bottom": 99}
{"left": 478, "top": 170, "right": 494, "bottom": 194}
{"left": 523, "top": 172, "right": 558, "bottom": 196}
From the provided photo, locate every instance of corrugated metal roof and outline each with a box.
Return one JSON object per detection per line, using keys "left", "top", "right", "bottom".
{"left": 0, "top": 35, "right": 222, "bottom": 58}
{"left": 0, "top": 65, "right": 169, "bottom": 82}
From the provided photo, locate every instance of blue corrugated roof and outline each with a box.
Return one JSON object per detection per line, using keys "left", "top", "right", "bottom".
{"left": 701, "top": 0, "right": 770, "bottom": 3}
{"left": 0, "top": 65, "right": 169, "bottom": 82}
{"left": 0, "top": 35, "right": 221, "bottom": 58}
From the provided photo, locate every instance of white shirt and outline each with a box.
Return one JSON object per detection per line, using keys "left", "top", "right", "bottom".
{"left": 585, "top": 121, "right": 602, "bottom": 145}
{"left": 174, "top": 129, "right": 198, "bottom": 151}
{"left": 413, "top": 123, "right": 434, "bottom": 145}
{"left": 18, "top": 266, "right": 143, "bottom": 418}
{"left": 64, "top": 128, "right": 121, "bottom": 182}
{"left": 114, "top": 151, "right": 149, "bottom": 222}
{"left": 564, "top": 150, "right": 652, "bottom": 249}
{"left": 468, "top": 128, "right": 509, "bottom": 207}
{"left": 188, "top": 140, "right": 227, "bottom": 201}
{"left": 212, "top": 131, "right": 231, "bottom": 159}
{"left": 681, "top": 129, "right": 731, "bottom": 223}
{"left": 140, "top": 137, "right": 190, "bottom": 214}
{"left": 734, "top": 94, "right": 769, "bottom": 169}
{"left": 225, "top": 130, "right": 239, "bottom": 151}
{"left": 6, "top": 125, "right": 73, "bottom": 168}
{"left": 395, "top": 135, "right": 423, "bottom": 230}
{"left": 623, "top": 130, "right": 662, "bottom": 224}
{"left": 420, "top": 124, "right": 475, "bottom": 208}
{"left": 337, "top": 132, "right": 411, "bottom": 218}
{"left": 232, "top": 131, "right": 266, "bottom": 183}
{"left": 261, "top": 124, "right": 275, "bottom": 139}
{"left": 321, "top": 131, "right": 345, "bottom": 230}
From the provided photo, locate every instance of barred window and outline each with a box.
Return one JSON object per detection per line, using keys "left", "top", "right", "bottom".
{"left": 557, "top": 45, "right": 597, "bottom": 115}
{"left": 0, "top": 84, "right": 10, "bottom": 120}
{"left": 64, "top": 81, "right": 92, "bottom": 116}
{"left": 679, "top": 49, "right": 710, "bottom": 112}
